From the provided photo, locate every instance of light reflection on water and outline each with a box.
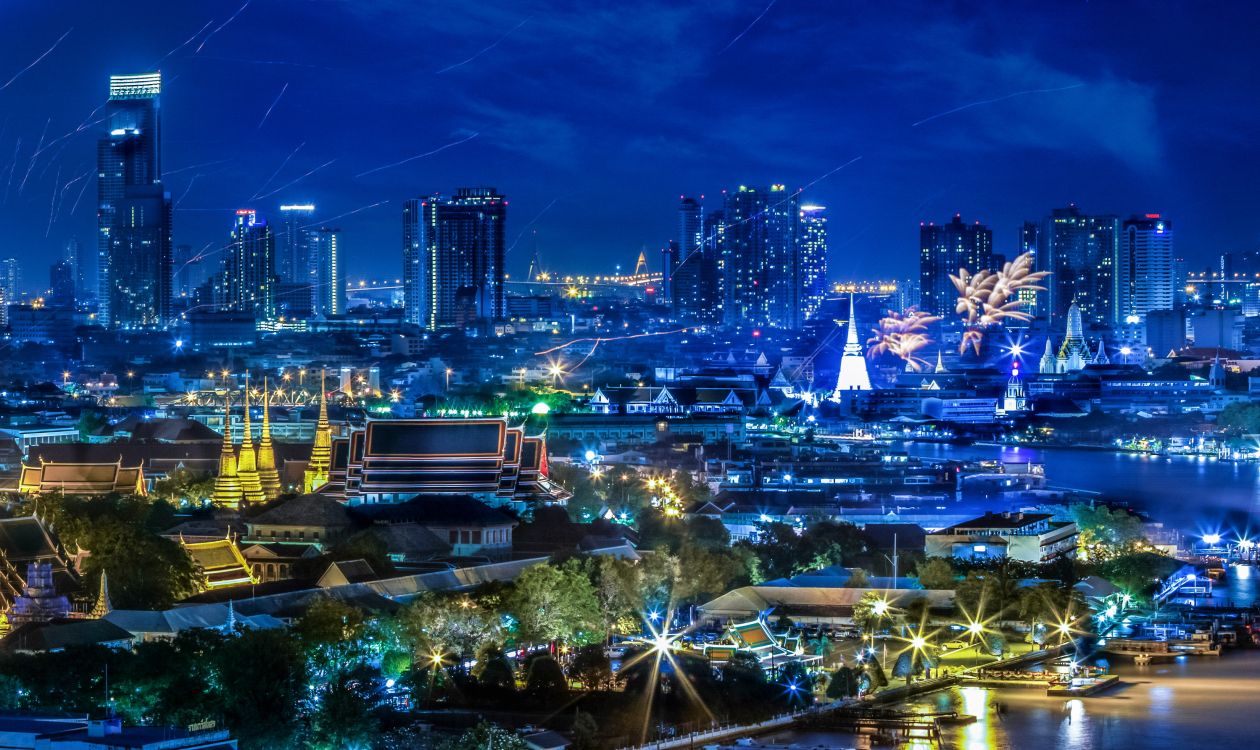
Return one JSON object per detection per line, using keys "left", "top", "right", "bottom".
{"left": 767, "top": 651, "right": 1260, "bottom": 749}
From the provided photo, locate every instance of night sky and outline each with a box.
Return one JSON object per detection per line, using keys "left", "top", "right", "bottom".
{"left": 2, "top": 0, "right": 1258, "bottom": 291}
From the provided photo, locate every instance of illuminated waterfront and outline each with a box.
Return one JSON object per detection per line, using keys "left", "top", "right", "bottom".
{"left": 905, "top": 442, "right": 1260, "bottom": 530}
{"left": 767, "top": 648, "right": 1260, "bottom": 749}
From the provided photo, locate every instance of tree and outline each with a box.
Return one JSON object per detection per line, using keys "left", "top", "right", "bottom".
{"left": 569, "top": 644, "right": 616, "bottom": 690}
{"left": 294, "top": 599, "right": 368, "bottom": 680}
{"left": 215, "top": 629, "right": 306, "bottom": 749}
{"left": 508, "top": 559, "right": 605, "bottom": 646}
{"left": 844, "top": 568, "right": 870, "bottom": 588}
{"left": 852, "top": 591, "right": 890, "bottom": 637}
{"left": 571, "top": 711, "right": 601, "bottom": 750}
{"left": 150, "top": 468, "right": 216, "bottom": 505}
{"left": 778, "top": 660, "right": 814, "bottom": 706}
{"left": 308, "top": 670, "right": 378, "bottom": 750}
{"left": 524, "top": 653, "right": 568, "bottom": 702}
{"left": 915, "top": 557, "right": 956, "bottom": 590}
{"left": 400, "top": 593, "right": 501, "bottom": 665}
{"left": 1071, "top": 504, "right": 1148, "bottom": 561}
{"left": 442, "top": 721, "right": 529, "bottom": 750}
{"left": 1218, "top": 402, "right": 1260, "bottom": 432}
{"left": 826, "top": 666, "right": 858, "bottom": 700}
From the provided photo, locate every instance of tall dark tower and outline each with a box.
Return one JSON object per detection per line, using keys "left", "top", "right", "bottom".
{"left": 97, "top": 72, "right": 167, "bottom": 327}
{"left": 721, "top": 185, "right": 799, "bottom": 329}
{"left": 402, "top": 198, "right": 425, "bottom": 326}
{"left": 919, "top": 214, "right": 993, "bottom": 317}
{"left": 221, "top": 209, "right": 276, "bottom": 321}
{"left": 422, "top": 187, "right": 506, "bottom": 328}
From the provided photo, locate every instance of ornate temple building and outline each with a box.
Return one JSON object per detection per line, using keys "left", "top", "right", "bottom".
{"left": 996, "top": 363, "right": 1028, "bottom": 416}
{"left": 313, "top": 418, "right": 569, "bottom": 506}
{"left": 303, "top": 372, "right": 332, "bottom": 493}
{"left": 18, "top": 460, "right": 145, "bottom": 495}
{"left": 211, "top": 384, "right": 285, "bottom": 508}
{"left": 1040, "top": 301, "right": 1092, "bottom": 374}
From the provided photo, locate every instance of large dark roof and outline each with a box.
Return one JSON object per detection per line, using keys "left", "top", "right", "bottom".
{"left": 0, "top": 619, "right": 134, "bottom": 652}
{"left": 351, "top": 495, "right": 517, "bottom": 527}
{"left": 247, "top": 494, "right": 353, "bottom": 527}
{"left": 0, "top": 516, "right": 61, "bottom": 561}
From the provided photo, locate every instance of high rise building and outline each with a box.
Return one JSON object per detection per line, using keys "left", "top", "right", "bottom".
{"left": 799, "top": 204, "right": 828, "bottom": 322}
{"left": 108, "top": 184, "right": 172, "bottom": 326}
{"left": 671, "top": 197, "right": 719, "bottom": 323}
{"left": 49, "top": 259, "right": 75, "bottom": 308}
{"left": 220, "top": 209, "right": 276, "bottom": 321}
{"left": 919, "top": 214, "right": 993, "bottom": 317}
{"left": 97, "top": 72, "right": 164, "bottom": 327}
{"left": 310, "top": 227, "right": 344, "bottom": 318}
{"left": 0, "top": 258, "right": 20, "bottom": 304}
{"left": 1118, "top": 214, "right": 1175, "bottom": 323}
{"left": 276, "top": 204, "right": 315, "bottom": 284}
{"left": 402, "top": 198, "right": 424, "bottom": 325}
{"left": 420, "top": 188, "right": 506, "bottom": 328}
{"left": 1035, "top": 205, "right": 1120, "bottom": 326}
{"left": 721, "top": 185, "right": 799, "bottom": 329}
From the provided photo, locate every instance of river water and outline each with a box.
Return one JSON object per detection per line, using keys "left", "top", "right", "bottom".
{"left": 903, "top": 442, "right": 1260, "bottom": 533}
{"left": 766, "top": 648, "right": 1260, "bottom": 749}
{"left": 764, "top": 442, "right": 1260, "bottom": 748}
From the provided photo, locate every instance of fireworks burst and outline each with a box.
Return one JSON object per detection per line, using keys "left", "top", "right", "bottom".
{"left": 951, "top": 251, "right": 1049, "bottom": 354}
{"left": 867, "top": 308, "right": 941, "bottom": 371}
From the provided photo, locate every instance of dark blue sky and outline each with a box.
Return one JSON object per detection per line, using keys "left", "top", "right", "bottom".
{"left": 2, "top": 0, "right": 1257, "bottom": 290}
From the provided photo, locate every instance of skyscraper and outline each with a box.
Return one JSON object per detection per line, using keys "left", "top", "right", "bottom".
{"left": 919, "top": 214, "right": 993, "bottom": 317}
{"left": 798, "top": 204, "right": 828, "bottom": 322}
{"left": 97, "top": 72, "right": 164, "bottom": 327}
{"left": 721, "top": 185, "right": 799, "bottom": 329}
{"left": 276, "top": 204, "right": 315, "bottom": 284}
{"left": 402, "top": 198, "right": 424, "bottom": 325}
{"left": 109, "top": 184, "right": 172, "bottom": 326}
{"left": 221, "top": 209, "right": 276, "bottom": 321}
{"left": 671, "top": 197, "right": 719, "bottom": 324}
{"left": 421, "top": 187, "right": 506, "bottom": 328}
{"left": 0, "top": 258, "right": 21, "bottom": 305}
{"left": 1035, "top": 205, "right": 1120, "bottom": 326}
{"left": 1118, "top": 214, "right": 1175, "bottom": 323}
{"left": 49, "top": 259, "right": 75, "bottom": 308}
{"left": 310, "top": 227, "right": 344, "bottom": 318}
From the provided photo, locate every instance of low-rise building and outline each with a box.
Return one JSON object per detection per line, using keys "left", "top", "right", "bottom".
{"left": 926, "top": 511, "right": 1077, "bottom": 562}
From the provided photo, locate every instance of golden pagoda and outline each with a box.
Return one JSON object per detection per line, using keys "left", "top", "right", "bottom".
{"left": 256, "top": 377, "right": 282, "bottom": 500}
{"left": 212, "top": 394, "right": 243, "bottom": 507}
{"left": 236, "top": 381, "right": 266, "bottom": 505}
{"left": 304, "top": 370, "right": 332, "bottom": 493}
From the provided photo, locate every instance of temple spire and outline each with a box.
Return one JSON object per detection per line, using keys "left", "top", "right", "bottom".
{"left": 236, "top": 379, "right": 265, "bottom": 505}
{"left": 832, "top": 294, "right": 872, "bottom": 395}
{"left": 212, "top": 393, "right": 243, "bottom": 507}
{"left": 256, "top": 377, "right": 282, "bottom": 500}
{"left": 89, "top": 572, "right": 112, "bottom": 619}
{"left": 304, "top": 369, "right": 332, "bottom": 493}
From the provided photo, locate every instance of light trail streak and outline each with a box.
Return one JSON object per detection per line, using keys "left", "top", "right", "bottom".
{"left": 718, "top": 0, "right": 779, "bottom": 54}
{"left": 256, "top": 82, "right": 289, "bottom": 129}
{"left": 253, "top": 141, "right": 305, "bottom": 199}
{"left": 355, "top": 132, "right": 479, "bottom": 178}
{"left": 504, "top": 196, "right": 562, "bottom": 256}
{"left": 152, "top": 18, "right": 215, "bottom": 67}
{"left": 252, "top": 158, "right": 335, "bottom": 201}
{"left": 165, "top": 158, "right": 231, "bottom": 176}
{"left": 912, "top": 83, "right": 1086, "bottom": 127}
{"left": 298, "top": 199, "right": 390, "bottom": 229}
{"left": 196, "top": 0, "right": 253, "bottom": 54}
{"left": 17, "top": 118, "right": 51, "bottom": 194}
{"left": 0, "top": 28, "right": 73, "bottom": 92}
{"left": 535, "top": 327, "right": 697, "bottom": 373}
{"left": 436, "top": 18, "right": 531, "bottom": 74}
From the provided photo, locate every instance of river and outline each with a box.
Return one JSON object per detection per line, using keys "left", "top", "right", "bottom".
{"left": 766, "top": 648, "right": 1260, "bottom": 749}
{"left": 902, "top": 442, "right": 1260, "bottom": 533}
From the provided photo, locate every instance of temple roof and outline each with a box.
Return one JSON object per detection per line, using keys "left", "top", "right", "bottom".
{"left": 247, "top": 493, "right": 353, "bottom": 528}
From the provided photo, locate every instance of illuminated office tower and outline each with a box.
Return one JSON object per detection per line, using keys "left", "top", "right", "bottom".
{"left": 1118, "top": 214, "right": 1174, "bottom": 323}
{"left": 672, "top": 197, "right": 719, "bottom": 323}
{"left": 919, "top": 214, "right": 993, "bottom": 317}
{"left": 310, "top": 227, "right": 344, "bottom": 317}
{"left": 402, "top": 198, "right": 424, "bottom": 325}
{"left": 798, "top": 204, "right": 828, "bottom": 322}
{"left": 721, "top": 185, "right": 800, "bottom": 329}
{"left": 97, "top": 72, "right": 164, "bottom": 326}
{"left": 276, "top": 204, "right": 315, "bottom": 283}
{"left": 1034, "top": 205, "right": 1120, "bottom": 326}
{"left": 0, "top": 258, "right": 20, "bottom": 304}
{"left": 108, "top": 184, "right": 172, "bottom": 326}
{"left": 421, "top": 187, "right": 506, "bottom": 328}
{"left": 221, "top": 209, "right": 276, "bottom": 321}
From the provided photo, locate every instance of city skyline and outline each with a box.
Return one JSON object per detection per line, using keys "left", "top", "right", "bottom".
{"left": 1, "top": 2, "right": 1258, "bottom": 289}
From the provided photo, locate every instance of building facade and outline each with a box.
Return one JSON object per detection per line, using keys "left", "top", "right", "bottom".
{"left": 309, "top": 227, "right": 343, "bottom": 318}
{"left": 919, "top": 214, "right": 993, "bottom": 317}
{"left": 219, "top": 209, "right": 276, "bottom": 322}
{"left": 799, "top": 204, "right": 828, "bottom": 322}
{"left": 1036, "top": 205, "right": 1120, "bottom": 326}
{"left": 1118, "top": 214, "right": 1175, "bottom": 323}
{"left": 721, "top": 185, "right": 799, "bottom": 329}
{"left": 276, "top": 203, "right": 315, "bottom": 284}
{"left": 97, "top": 72, "right": 165, "bottom": 327}
{"left": 420, "top": 188, "right": 506, "bottom": 328}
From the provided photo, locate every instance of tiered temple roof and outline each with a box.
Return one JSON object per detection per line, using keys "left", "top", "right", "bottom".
{"left": 18, "top": 460, "right": 145, "bottom": 496}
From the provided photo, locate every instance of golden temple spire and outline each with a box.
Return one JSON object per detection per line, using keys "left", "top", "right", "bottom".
{"left": 236, "top": 378, "right": 265, "bottom": 505}
{"left": 257, "top": 377, "right": 282, "bottom": 500}
{"left": 212, "top": 392, "right": 243, "bottom": 507}
{"left": 304, "top": 369, "right": 332, "bottom": 493}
